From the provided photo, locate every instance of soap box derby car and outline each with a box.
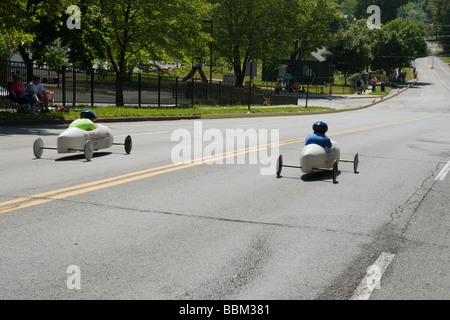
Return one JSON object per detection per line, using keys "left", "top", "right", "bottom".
{"left": 276, "top": 140, "right": 359, "bottom": 183}
{"left": 33, "top": 122, "right": 132, "bottom": 161}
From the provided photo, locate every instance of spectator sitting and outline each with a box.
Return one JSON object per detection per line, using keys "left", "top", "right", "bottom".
{"left": 27, "top": 74, "right": 49, "bottom": 113}
{"left": 9, "top": 74, "right": 39, "bottom": 114}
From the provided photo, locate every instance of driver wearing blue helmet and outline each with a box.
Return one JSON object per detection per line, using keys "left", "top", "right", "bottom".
{"left": 305, "top": 121, "right": 332, "bottom": 148}
{"left": 69, "top": 110, "right": 97, "bottom": 131}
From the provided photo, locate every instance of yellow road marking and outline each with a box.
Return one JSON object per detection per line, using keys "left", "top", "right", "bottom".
{"left": 0, "top": 114, "right": 436, "bottom": 214}
{"left": 431, "top": 69, "right": 450, "bottom": 90}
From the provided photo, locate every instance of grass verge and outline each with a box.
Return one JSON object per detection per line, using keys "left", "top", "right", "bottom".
{"left": 0, "top": 105, "right": 332, "bottom": 122}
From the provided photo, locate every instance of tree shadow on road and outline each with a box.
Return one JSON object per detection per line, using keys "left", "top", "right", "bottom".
{"left": 0, "top": 125, "right": 65, "bottom": 136}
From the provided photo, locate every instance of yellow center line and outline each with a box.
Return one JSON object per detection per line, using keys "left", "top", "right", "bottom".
{"left": 0, "top": 114, "right": 437, "bottom": 214}
{"left": 431, "top": 69, "right": 450, "bottom": 91}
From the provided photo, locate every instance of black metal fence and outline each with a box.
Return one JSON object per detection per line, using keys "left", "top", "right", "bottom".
{"left": 0, "top": 60, "right": 299, "bottom": 107}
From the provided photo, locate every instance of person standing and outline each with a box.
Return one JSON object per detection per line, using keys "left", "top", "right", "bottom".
{"left": 372, "top": 77, "right": 377, "bottom": 92}
{"left": 356, "top": 79, "right": 362, "bottom": 95}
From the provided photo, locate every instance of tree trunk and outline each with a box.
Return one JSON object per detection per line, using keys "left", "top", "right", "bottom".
{"left": 288, "top": 41, "right": 300, "bottom": 85}
{"left": 233, "top": 45, "right": 245, "bottom": 86}
{"left": 18, "top": 44, "right": 33, "bottom": 83}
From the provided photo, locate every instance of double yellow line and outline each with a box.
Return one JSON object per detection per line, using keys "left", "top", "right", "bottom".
{"left": 0, "top": 114, "right": 436, "bottom": 214}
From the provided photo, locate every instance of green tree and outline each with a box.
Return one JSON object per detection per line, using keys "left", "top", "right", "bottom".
{"left": 96, "top": 0, "right": 210, "bottom": 105}
{"left": 354, "top": 0, "right": 409, "bottom": 24}
{"left": 210, "top": 0, "right": 337, "bottom": 86}
{"left": 209, "top": 0, "right": 280, "bottom": 86}
{"left": 280, "top": 0, "right": 338, "bottom": 79}
{"left": 423, "top": 0, "right": 450, "bottom": 50}
{"left": 0, "top": 0, "right": 76, "bottom": 79}
{"left": 370, "top": 18, "right": 427, "bottom": 72}
{"left": 325, "top": 20, "right": 371, "bottom": 85}
{"left": 398, "top": 0, "right": 427, "bottom": 24}
{"left": 337, "top": 0, "right": 358, "bottom": 16}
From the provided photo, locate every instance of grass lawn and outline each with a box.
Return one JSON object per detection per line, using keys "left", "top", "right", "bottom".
{"left": 369, "top": 86, "right": 392, "bottom": 95}
{"left": 0, "top": 105, "right": 332, "bottom": 122}
{"left": 442, "top": 52, "right": 450, "bottom": 63}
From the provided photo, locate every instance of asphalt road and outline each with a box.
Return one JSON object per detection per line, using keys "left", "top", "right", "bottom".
{"left": 0, "top": 56, "right": 449, "bottom": 300}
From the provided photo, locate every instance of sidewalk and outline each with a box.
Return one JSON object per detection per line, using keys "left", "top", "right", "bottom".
{"left": 296, "top": 80, "right": 415, "bottom": 110}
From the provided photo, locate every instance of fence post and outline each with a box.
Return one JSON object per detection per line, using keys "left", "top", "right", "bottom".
{"left": 158, "top": 75, "right": 161, "bottom": 107}
{"left": 231, "top": 84, "right": 234, "bottom": 105}
{"left": 219, "top": 81, "right": 222, "bottom": 106}
{"left": 72, "top": 66, "right": 76, "bottom": 107}
{"left": 138, "top": 73, "right": 142, "bottom": 107}
{"left": 115, "top": 72, "right": 118, "bottom": 106}
{"left": 205, "top": 79, "right": 208, "bottom": 105}
{"left": 253, "top": 85, "right": 256, "bottom": 107}
{"left": 62, "top": 67, "right": 66, "bottom": 108}
{"left": 90, "top": 68, "right": 94, "bottom": 108}
{"left": 175, "top": 77, "right": 178, "bottom": 107}
{"left": 191, "top": 77, "right": 194, "bottom": 107}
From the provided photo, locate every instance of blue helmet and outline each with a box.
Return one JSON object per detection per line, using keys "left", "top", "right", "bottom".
{"left": 313, "top": 121, "right": 328, "bottom": 134}
{"left": 80, "top": 110, "right": 96, "bottom": 121}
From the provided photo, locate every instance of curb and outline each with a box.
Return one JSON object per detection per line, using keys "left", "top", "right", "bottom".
{"left": 0, "top": 115, "right": 202, "bottom": 126}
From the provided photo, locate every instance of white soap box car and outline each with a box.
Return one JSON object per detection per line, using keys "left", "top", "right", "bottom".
{"left": 276, "top": 140, "right": 359, "bottom": 183}
{"left": 33, "top": 124, "right": 132, "bottom": 161}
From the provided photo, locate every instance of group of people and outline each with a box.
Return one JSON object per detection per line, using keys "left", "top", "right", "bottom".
{"left": 356, "top": 77, "right": 378, "bottom": 94}
{"left": 9, "top": 73, "right": 50, "bottom": 114}
{"left": 356, "top": 79, "right": 366, "bottom": 95}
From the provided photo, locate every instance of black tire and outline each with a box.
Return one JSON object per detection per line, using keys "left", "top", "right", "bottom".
{"left": 124, "top": 135, "right": 132, "bottom": 154}
{"left": 354, "top": 153, "right": 359, "bottom": 173}
{"left": 333, "top": 160, "right": 338, "bottom": 183}
{"left": 276, "top": 155, "right": 283, "bottom": 177}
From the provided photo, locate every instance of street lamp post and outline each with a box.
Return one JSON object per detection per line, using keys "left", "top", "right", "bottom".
{"left": 202, "top": 19, "right": 213, "bottom": 86}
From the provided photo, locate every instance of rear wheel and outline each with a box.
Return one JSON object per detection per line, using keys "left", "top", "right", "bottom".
{"left": 276, "top": 155, "right": 283, "bottom": 177}
{"left": 84, "top": 140, "right": 94, "bottom": 161}
{"left": 124, "top": 135, "right": 132, "bottom": 154}
{"left": 354, "top": 153, "right": 359, "bottom": 173}
{"left": 332, "top": 160, "right": 338, "bottom": 183}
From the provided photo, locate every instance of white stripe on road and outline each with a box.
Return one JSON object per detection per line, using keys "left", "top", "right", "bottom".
{"left": 115, "top": 131, "right": 169, "bottom": 138}
{"left": 435, "top": 160, "right": 450, "bottom": 182}
{"left": 350, "top": 252, "right": 395, "bottom": 300}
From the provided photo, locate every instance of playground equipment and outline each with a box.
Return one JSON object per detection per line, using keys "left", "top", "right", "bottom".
{"left": 183, "top": 58, "right": 208, "bottom": 83}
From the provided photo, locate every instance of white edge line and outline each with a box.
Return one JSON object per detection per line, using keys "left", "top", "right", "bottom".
{"left": 350, "top": 252, "right": 395, "bottom": 300}
{"left": 115, "top": 131, "right": 169, "bottom": 138}
{"left": 435, "top": 160, "right": 450, "bottom": 181}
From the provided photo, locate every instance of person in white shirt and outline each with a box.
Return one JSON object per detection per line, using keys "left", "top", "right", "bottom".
{"left": 27, "top": 75, "right": 49, "bottom": 112}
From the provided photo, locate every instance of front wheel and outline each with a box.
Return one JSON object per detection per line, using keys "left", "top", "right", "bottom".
{"left": 33, "top": 138, "right": 44, "bottom": 158}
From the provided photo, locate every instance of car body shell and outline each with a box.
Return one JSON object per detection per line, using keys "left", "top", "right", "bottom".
{"left": 300, "top": 140, "right": 340, "bottom": 173}
{"left": 57, "top": 124, "right": 114, "bottom": 153}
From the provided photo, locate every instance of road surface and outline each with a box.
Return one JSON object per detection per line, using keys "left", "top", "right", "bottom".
{"left": 0, "top": 56, "right": 449, "bottom": 300}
